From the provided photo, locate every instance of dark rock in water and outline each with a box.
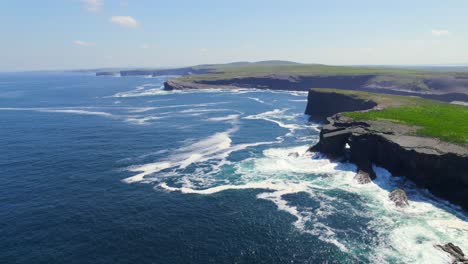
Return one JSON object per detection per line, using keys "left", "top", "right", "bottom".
{"left": 389, "top": 188, "right": 409, "bottom": 207}
{"left": 288, "top": 152, "right": 300, "bottom": 158}
{"left": 436, "top": 243, "right": 468, "bottom": 263}
{"left": 354, "top": 170, "right": 372, "bottom": 184}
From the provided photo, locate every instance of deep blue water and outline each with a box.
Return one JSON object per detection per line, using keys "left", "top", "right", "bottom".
{"left": 1, "top": 73, "right": 467, "bottom": 264}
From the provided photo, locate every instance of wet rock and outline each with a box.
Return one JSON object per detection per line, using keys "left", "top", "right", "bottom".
{"left": 354, "top": 170, "right": 372, "bottom": 184}
{"left": 436, "top": 243, "right": 468, "bottom": 263}
{"left": 288, "top": 152, "right": 300, "bottom": 158}
{"left": 388, "top": 188, "right": 409, "bottom": 207}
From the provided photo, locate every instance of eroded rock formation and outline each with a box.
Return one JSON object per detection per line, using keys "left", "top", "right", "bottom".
{"left": 306, "top": 90, "right": 468, "bottom": 210}
{"left": 388, "top": 188, "right": 410, "bottom": 207}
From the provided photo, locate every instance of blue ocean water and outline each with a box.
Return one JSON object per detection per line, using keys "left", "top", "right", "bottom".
{"left": 0, "top": 73, "right": 467, "bottom": 264}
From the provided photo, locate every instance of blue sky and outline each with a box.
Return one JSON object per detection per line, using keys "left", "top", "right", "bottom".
{"left": 0, "top": 0, "right": 467, "bottom": 70}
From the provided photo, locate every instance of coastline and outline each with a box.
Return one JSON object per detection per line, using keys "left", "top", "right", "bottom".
{"left": 163, "top": 75, "right": 468, "bottom": 210}
{"left": 305, "top": 89, "right": 468, "bottom": 210}
{"left": 163, "top": 76, "right": 468, "bottom": 103}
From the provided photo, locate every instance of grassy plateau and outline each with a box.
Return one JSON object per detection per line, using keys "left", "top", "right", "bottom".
{"left": 311, "top": 89, "right": 468, "bottom": 144}
{"left": 180, "top": 61, "right": 468, "bottom": 92}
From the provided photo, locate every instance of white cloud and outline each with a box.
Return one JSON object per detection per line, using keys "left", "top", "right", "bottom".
{"left": 80, "top": 0, "right": 103, "bottom": 12}
{"left": 73, "top": 40, "right": 95, "bottom": 47}
{"left": 431, "top": 29, "right": 450, "bottom": 37}
{"left": 110, "top": 16, "right": 139, "bottom": 28}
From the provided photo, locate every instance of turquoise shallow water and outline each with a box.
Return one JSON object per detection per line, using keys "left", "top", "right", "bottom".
{"left": 0, "top": 73, "right": 467, "bottom": 263}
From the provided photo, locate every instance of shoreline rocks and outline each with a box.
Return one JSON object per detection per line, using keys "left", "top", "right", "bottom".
{"left": 306, "top": 90, "right": 468, "bottom": 210}
{"left": 436, "top": 243, "right": 468, "bottom": 264}
{"left": 354, "top": 170, "right": 372, "bottom": 184}
{"left": 388, "top": 188, "right": 410, "bottom": 207}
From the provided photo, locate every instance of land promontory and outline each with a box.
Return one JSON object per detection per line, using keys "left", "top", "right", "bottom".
{"left": 307, "top": 89, "right": 468, "bottom": 210}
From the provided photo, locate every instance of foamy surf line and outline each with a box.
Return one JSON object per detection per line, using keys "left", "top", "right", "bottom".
{"left": 159, "top": 170, "right": 349, "bottom": 253}
{"left": 122, "top": 113, "right": 280, "bottom": 184}
{"left": 160, "top": 180, "right": 294, "bottom": 194}
{"left": 244, "top": 109, "right": 312, "bottom": 137}
{"left": 154, "top": 143, "right": 468, "bottom": 262}
{"left": 0, "top": 107, "right": 115, "bottom": 117}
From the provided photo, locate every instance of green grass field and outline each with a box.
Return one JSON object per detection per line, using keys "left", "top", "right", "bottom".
{"left": 335, "top": 91, "right": 468, "bottom": 144}
{"left": 188, "top": 63, "right": 432, "bottom": 80}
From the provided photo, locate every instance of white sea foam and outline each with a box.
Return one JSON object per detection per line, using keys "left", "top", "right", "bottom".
{"left": 157, "top": 142, "right": 468, "bottom": 262}
{"left": 204, "top": 114, "right": 240, "bottom": 122}
{"left": 112, "top": 86, "right": 172, "bottom": 97}
{"left": 111, "top": 83, "right": 238, "bottom": 98}
{"left": 125, "top": 115, "right": 164, "bottom": 125}
{"left": 38, "top": 109, "right": 114, "bottom": 117}
{"left": 247, "top": 97, "right": 267, "bottom": 104}
{"left": 159, "top": 145, "right": 352, "bottom": 252}
{"left": 0, "top": 107, "right": 115, "bottom": 118}
{"left": 122, "top": 113, "right": 281, "bottom": 184}
{"left": 126, "top": 102, "right": 231, "bottom": 113}
{"left": 179, "top": 108, "right": 235, "bottom": 114}
{"left": 123, "top": 131, "right": 232, "bottom": 183}
{"left": 244, "top": 109, "right": 303, "bottom": 136}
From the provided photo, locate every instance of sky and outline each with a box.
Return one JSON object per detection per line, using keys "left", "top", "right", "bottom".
{"left": 0, "top": 0, "right": 467, "bottom": 71}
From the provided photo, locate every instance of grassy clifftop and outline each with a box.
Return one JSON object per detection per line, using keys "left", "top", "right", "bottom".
{"left": 314, "top": 88, "right": 468, "bottom": 144}
{"left": 180, "top": 62, "right": 468, "bottom": 92}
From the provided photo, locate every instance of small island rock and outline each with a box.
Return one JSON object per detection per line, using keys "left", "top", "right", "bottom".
{"left": 389, "top": 188, "right": 409, "bottom": 207}
{"left": 354, "top": 170, "right": 372, "bottom": 184}
{"left": 436, "top": 243, "right": 468, "bottom": 264}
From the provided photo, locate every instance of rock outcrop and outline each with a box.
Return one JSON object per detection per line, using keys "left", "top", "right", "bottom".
{"left": 307, "top": 90, "right": 468, "bottom": 210}
{"left": 388, "top": 188, "right": 410, "bottom": 207}
{"left": 354, "top": 170, "right": 372, "bottom": 184}
{"left": 436, "top": 243, "right": 468, "bottom": 264}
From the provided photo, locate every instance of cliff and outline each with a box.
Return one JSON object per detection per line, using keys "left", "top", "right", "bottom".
{"left": 306, "top": 89, "right": 468, "bottom": 210}
{"left": 165, "top": 76, "right": 468, "bottom": 103}
{"left": 305, "top": 90, "right": 377, "bottom": 122}
{"left": 95, "top": 61, "right": 468, "bottom": 103}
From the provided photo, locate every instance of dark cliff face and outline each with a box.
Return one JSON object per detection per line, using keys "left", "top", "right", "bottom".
{"left": 348, "top": 133, "right": 468, "bottom": 209}
{"left": 307, "top": 90, "right": 468, "bottom": 210}
{"left": 96, "top": 72, "right": 118, "bottom": 76}
{"left": 167, "top": 75, "right": 468, "bottom": 103}
{"left": 304, "top": 90, "right": 377, "bottom": 122}
{"left": 197, "top": 75, "right": 375, "bottom": 91}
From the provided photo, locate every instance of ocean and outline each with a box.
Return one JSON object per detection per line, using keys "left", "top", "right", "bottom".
{"left": 0, "top": 73, "right": 467, "bottom": 263}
